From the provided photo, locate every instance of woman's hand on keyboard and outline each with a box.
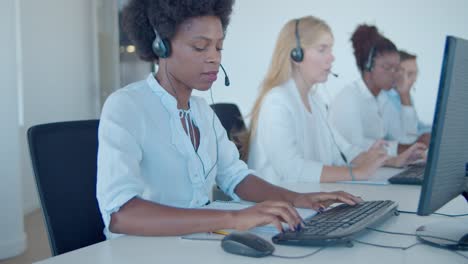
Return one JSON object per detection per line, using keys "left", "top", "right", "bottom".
{"left": 292, "top": 191, "right": 364, "bottom": 211}
{"left": 230, "top": 200, "right": 302, "bottom": 232}
{"left": 352, "top": 143, "right": 389, "bottom": 180}
{"left": 386, "top": 142, "right": 427, "bottom": 168}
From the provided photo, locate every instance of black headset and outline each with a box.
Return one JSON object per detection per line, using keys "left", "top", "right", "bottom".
{"left": 151, "top": 26, "right": 230, "bottom": 86}
{"left": 364, "top": 46, "right": 376, "bottom": 72}
{"left": 152, "top": 28, "right": 171, "bottom": 58}
{"left": 290, "top": 19, "right": 304, "bottom": 63}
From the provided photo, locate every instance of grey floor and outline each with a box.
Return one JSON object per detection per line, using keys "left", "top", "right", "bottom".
{"left": 0, "top": 210, "right": 51, "bottom": 264}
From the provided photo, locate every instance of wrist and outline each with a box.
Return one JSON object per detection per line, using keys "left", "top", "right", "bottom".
{"left": 384, "top": 156, "right": 398, "bottom": 167}
{"left": 289, "top": 192, "right": 302, "bottom": 207}
{"left": 225, "top": 210, "right": 238, "bottom": 230}
{"left": 399, "top": 93, "right": 412, "bottom": 106}
{"left": 352, "top": 166, "right": 363, "bottom": 180}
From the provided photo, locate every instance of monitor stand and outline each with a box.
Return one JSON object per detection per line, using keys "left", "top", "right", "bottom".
{"left": 416, "top": 219, "right": 468, "bottom": 250}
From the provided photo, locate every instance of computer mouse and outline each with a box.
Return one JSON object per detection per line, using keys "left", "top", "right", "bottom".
{"left": 221, "top": 232, "right": 275, "bottom": 258}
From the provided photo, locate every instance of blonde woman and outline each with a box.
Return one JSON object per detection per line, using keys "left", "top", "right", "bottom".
{"left": 246, "top": 16, "right": 388, "bottom": 185}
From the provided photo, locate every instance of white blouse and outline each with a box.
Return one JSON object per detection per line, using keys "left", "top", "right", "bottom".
{"left": 248, "top": 79, "right": 362, "bottom": 185}
{"left": 97, "top": 74, "right": 252, "bottom": 239}
{"left": 329, "top": 79, "right": 418, "bottom": 156}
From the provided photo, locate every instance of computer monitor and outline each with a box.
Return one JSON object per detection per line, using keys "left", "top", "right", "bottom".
{"left": 415, "top": 35, "right": 468, "bottom": 250}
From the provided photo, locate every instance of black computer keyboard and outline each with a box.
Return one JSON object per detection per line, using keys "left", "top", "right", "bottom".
{"left": 272, "top": 200, "right": 398, "bottom": 246}
{"left": 388, "top": 163, "right": 426, "bottom": 185}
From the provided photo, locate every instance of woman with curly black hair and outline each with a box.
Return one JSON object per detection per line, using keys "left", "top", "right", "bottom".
{"left": 97, "top": 0, "right": 362, "bottom": 238}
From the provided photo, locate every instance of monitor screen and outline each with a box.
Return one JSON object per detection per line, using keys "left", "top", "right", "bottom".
{"left": 417, "top": 35, "right": 468, "bottom": 216}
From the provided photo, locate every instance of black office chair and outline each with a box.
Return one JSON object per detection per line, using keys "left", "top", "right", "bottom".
{"left": 210, "top": 103, "right": 247, "bottom": 139}
{"left": 210, "top": 103, "right": 248, "bottom": 201}
{"left": 27, "top": 120, "right": 105, "bottom": 256}
{"left": 210, "top": 103, "right": 247, "bottom": 159}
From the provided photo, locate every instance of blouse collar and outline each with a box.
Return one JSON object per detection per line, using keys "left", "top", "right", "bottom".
{"left": 146, "top": 73, "right": 197, "bottom": 116}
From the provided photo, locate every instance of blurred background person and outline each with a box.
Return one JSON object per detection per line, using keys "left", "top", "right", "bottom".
{"left": 245, "top": 16, "right": 388, "bottom": 185}
{"left": 329, "top": 24, "right": 426, "bottom": 167}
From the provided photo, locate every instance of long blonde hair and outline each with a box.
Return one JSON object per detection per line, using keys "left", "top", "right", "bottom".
{"left": 240, "top": 16, "right": 331, "bottom": 160}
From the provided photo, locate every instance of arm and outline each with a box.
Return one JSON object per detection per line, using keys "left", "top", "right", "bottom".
{"left": 392, "top": 77, "right": 419, "bottom": 143}
{"left": 399, "top": 106, "right": 418, "bottom": 144}
{"left": 321, "top": 166, "right": 357, "bottom": 182}
{"left": 325, "top": 123, "right": 387, "bottom": 181}
{"left": 395, "top": 70, "right": 413, "bottom": 107}
{"left": 97, "top": 95, "right": 250, "bottom": 237}
{"left": 399, "top": 92, "right": 412, "bottom": 106}
{"left": 236, "top": 175, "right": 363, "bottom": 210}
{"left": 111, "top": 177, "right": 363, "bottom": 236}
{"left": 235, "top": 174, "right": 299, "bottom": 203}
{"left": 385, "top": 142, "right": 427, "bottom": 167}
{"left": 110, "top": 198, "right": 235, "bottom": 236}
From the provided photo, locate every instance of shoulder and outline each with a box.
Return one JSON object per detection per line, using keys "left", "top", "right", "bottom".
{"left": 262, "top": 83, "right": 295, "bottom": 109}
{"left": 101, "top": 79, "right": 151, "bottom": 119}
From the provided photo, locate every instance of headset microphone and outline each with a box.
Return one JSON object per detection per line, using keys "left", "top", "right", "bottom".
{"left": 220, "top": 64, "right": 230, "bottom": 86}
{"left": 330, "top": 71, "right": 339, "bottom": 78}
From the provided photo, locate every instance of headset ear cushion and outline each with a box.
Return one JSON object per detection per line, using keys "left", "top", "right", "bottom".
{"left": 152, "top": 38, "right": 171, "bottom": 58}
{"left": 291, "top": 47, "right": 304, "bottom": 62}
{"left": 161, "top": 39, "right": 171, "bottom": 58}
{"left": 364, "top": 57, "right": 372, "bottom": 72}
{"left": 364, "top": 47, "right": 375, "bottom": 72}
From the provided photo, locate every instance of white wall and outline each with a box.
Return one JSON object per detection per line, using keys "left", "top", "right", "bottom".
{"left": 0, "top": 0, "right": 26, "bottom": 259}
{"left": 195, "top": 0, "right": 468, "bottom": 125}
{"left": 17, "top": 0, "right": 99, "bottom": 214}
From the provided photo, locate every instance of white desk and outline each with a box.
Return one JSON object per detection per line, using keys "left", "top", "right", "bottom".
{"left": 35, "top": 169, "right": 468, "bottom": 264}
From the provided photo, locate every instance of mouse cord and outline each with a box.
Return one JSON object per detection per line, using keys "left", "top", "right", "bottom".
{"left": 271, "top": 247, "right": 325, "bottom": 259}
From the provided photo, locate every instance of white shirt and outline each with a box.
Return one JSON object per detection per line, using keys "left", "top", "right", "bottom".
{"left": 329, "top": 79, "right": 418, "bottom": 156}
{"left": 97, "top": 74, "right": 252, "bottom": 239}
{"left": 248, "top": 79, "right": 362, "bottom": 185}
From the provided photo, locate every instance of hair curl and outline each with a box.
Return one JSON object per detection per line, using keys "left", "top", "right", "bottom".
{"left": 351, "top": 24, "right": 397, "bottom": 72}
{"left": 122, "top": 0, "right": 234, "bottom": 62}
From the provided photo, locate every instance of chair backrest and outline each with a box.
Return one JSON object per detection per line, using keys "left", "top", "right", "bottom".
{"left": 27, "top": 120, "right": 105, "bottom": 256}
{"left": 210, "top": 103, "right": 247, "bottom": 161}
{"left": 210, "top": 103, "right": 247, "bottom": 139}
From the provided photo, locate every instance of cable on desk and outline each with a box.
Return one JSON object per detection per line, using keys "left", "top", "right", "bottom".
{"left": 366, "top": 227, "right": 460, "bottom": 244}
{"left": 366, "top": 227, "right": 415, "bottom": 237}
{"left": 397, "top": 210, "right": 468, "bottom": 217}
{"left": 453, "top": 251, "right": 468, "bottom": 260}
{"left": 354, "top": 238, "right": 468, "bottom": 261}
{"left": 365, "top": 227, "right": 468, "bottom": 260}
{"left": 271, "top": 247, "right": 325, "bottom": 259}
{"left": 352, "top": 239, "right": 420, "bottom": 250}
